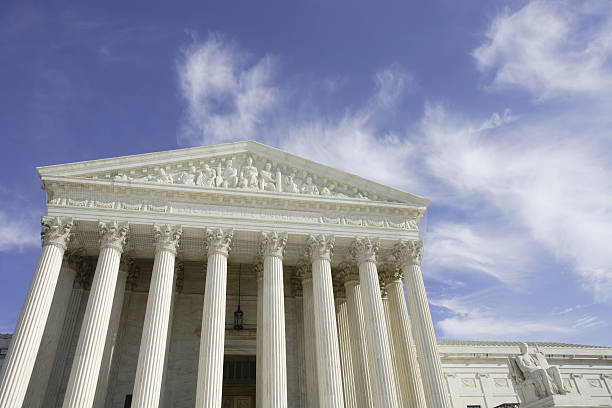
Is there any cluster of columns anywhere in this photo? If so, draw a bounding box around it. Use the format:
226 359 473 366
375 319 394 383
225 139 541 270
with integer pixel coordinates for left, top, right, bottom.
0 216 451 408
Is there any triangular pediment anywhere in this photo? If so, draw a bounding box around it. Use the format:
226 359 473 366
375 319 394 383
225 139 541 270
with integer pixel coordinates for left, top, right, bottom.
37 141 429 207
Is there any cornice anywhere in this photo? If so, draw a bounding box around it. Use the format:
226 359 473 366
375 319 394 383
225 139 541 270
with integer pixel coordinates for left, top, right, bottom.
37 140 430 207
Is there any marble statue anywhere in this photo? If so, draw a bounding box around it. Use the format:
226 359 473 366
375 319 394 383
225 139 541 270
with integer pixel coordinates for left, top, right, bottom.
284 174 299 193
196 164 216 188
300 176 319 195
87 152 392 201
222 160 238 188
241 156 259 189
259 162 277 192
508 343 568 405
178 165 197 185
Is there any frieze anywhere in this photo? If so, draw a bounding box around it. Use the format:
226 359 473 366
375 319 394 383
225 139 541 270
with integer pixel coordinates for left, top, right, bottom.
46 180 423 233
87 153 381 201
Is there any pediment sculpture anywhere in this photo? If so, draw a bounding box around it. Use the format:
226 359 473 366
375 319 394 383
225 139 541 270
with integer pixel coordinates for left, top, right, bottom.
105 154 377 200
508 343 568 405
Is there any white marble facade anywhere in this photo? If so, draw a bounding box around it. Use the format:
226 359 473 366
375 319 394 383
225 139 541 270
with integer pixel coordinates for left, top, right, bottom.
0 141 607 408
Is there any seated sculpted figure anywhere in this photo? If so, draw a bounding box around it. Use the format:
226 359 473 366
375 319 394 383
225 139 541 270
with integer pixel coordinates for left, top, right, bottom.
196 164 216 188
300 176 319 195
241 156 258 189
259 162 277 191
508 343 567 403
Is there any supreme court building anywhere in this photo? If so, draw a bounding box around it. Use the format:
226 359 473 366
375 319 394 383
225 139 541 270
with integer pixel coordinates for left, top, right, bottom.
0 141 471 407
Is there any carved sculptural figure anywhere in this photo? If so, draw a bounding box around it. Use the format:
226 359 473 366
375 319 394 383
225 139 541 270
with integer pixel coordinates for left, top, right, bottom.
241 156 259 188
300 176 319 195
153 168 173 184
259 162 277 191
179 165 197 185
508 343 568 404
196 164 216 188
321 182 337 196
222 160 238 188
284 174 299 193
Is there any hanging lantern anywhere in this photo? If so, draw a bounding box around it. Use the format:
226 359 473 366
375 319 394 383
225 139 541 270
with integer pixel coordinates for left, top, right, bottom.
234 264 244 330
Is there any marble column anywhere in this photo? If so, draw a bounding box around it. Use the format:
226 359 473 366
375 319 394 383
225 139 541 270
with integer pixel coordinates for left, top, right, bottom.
255 263 264 408
93 254 132 408
307 234 344 408
260 231 288 408
62 221 129 408
393 240 451 408
296 260 319 408
43 272 87 408
334 286 357 408
132 225 181 408
339 264 374 408
382 266 427 408
0 217 73 407
380 279 404 407
195 228 233 408
349 238 399 408
24 248 82 408
292 275 307 408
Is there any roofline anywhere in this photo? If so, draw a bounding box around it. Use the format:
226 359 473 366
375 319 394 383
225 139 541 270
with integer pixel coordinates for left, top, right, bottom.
37 140 430 207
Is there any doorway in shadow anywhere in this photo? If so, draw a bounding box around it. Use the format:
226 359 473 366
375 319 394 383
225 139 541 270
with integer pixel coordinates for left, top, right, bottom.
222 355 256 408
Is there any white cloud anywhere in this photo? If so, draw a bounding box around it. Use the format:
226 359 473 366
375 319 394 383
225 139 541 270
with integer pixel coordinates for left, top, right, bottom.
431 294 606 341
372 63 414 108
418 101 612 301
175 25 612 311
424 221 530 284
472 0 612 98
0 211 39 252
177 35 278 145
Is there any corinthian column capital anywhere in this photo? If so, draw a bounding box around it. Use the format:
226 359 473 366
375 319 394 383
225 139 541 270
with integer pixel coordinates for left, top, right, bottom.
154 224 182 254
253 262 264 281
63 247 86 270
306 234 335 262
41 216 74 249
295 259 312 282
380 263 403 284
205 228 233 257
349 237 379 265
98 221 129 252
392 240 423 267
258 231 287 259
337 261 359 285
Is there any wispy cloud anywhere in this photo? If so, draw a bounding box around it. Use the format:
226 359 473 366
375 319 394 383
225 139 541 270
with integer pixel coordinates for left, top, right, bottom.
431 292 607 341
175 1 612 342
473 0 612 99
0 211 39 252
177 34 278 145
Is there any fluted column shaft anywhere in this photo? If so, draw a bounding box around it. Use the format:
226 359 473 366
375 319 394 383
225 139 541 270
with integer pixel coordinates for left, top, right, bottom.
381 292 403 406
63 221 129 408
255 264 264 408
335 298 357 408
386 279 426 408
132 251 176 407
195 228 233 408
24 259 78 408
261 231 288 408
308 234 344 408
351 238 399 408
301 276 319 408
43 285 84 407
394 240 451 408
343 279 374 408
0 217 73 407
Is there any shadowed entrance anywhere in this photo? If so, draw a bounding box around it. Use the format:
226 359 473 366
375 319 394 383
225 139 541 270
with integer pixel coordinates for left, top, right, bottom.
222 355 256 408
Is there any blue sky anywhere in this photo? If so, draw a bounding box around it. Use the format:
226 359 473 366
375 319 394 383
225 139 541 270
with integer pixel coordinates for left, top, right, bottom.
1 1 611 345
